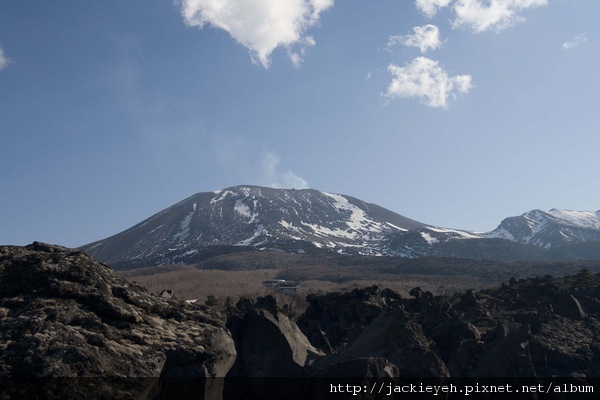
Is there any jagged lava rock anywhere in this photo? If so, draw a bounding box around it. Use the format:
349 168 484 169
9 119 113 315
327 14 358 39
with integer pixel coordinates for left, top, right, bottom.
0 243 236 397
300 271 600 378
340 308 449 377
226 295 323 377
297 286 397 353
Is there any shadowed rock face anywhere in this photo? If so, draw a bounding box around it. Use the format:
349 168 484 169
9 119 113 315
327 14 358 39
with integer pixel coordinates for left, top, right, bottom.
299 273 600 378
298 286 396 354
0 243 236 382
226 295 323 377
340 308 449 377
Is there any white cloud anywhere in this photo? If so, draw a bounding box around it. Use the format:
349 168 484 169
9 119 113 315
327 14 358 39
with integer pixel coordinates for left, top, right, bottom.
563 33 588 50
387 25 444 53
416 0 453 18
261 151 309 189
0 45 11 71
384 57 472 108
178 0 333 68
451 0 548 33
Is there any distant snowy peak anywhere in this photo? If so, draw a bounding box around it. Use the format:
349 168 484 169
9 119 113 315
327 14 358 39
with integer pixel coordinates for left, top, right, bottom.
486 208 600 249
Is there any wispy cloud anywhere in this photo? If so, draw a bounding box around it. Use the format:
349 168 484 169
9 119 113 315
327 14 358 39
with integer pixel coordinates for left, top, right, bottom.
261 151 309 189
384 57 472 109
287 36 316 67
415 0 453 18
178 0 333 68
562 33 588 50
387 25 444 54
451 0 548 33
0 44 12 71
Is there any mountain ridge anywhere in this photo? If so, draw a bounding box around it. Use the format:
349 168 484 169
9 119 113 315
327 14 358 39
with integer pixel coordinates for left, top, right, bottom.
79 185 600 267
485 208 600 248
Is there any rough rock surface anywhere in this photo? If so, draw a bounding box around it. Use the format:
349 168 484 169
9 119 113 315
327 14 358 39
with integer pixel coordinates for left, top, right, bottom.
307 307 447 378
226 295 323 377
298 270 600 377
297 286 397 353
0 243 236 398
340 308 449 377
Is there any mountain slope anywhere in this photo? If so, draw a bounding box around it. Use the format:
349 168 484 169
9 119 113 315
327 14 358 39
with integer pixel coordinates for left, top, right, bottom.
81 185 429 266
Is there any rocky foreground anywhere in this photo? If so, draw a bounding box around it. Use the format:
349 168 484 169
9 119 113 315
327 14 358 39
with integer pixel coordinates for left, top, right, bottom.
2 243 600 399
0 243 236 398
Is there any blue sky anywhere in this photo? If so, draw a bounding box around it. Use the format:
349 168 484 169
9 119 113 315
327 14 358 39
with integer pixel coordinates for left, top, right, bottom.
1 0 599 247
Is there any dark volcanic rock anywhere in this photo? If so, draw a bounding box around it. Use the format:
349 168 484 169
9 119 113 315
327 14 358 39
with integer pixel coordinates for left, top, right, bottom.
556 293 588 320
226 295 323 377
340 308 449 377
299 270 600 378
463 321 536 377
420 313 480 364
297 286 396 353
0 243 236 398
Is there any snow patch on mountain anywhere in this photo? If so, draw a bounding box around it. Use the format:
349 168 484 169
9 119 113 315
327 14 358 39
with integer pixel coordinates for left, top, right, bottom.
385 222 408 231
173 202 197 242
301 222 357 240
427 227 480 239
421 231 438 244
322 192 390 235
234 200 258 223
237 224 267 246
485 226 515 241
148 224 165 234
548 209 600 230
210 190 232 204
277 220 307 241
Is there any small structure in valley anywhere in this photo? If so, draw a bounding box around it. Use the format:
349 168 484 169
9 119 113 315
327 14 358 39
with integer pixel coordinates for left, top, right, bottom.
262 279 299 296
158 289 176 300
262 279 286 288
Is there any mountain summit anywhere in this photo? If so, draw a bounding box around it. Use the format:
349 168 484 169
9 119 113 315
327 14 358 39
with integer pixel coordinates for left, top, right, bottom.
80 186 600 267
